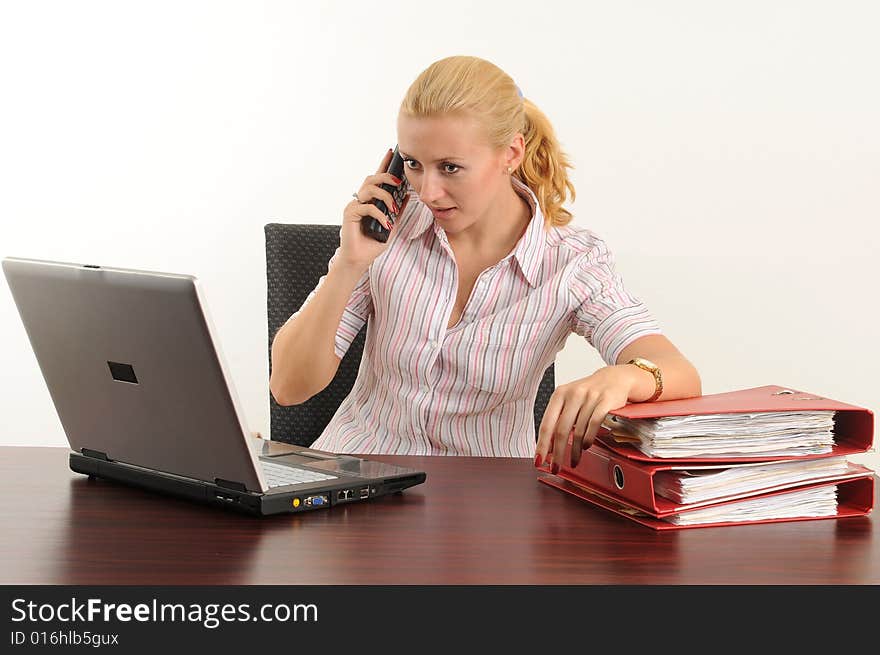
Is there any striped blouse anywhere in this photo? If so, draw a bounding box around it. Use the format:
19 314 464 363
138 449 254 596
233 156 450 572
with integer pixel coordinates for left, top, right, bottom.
291 177 662 457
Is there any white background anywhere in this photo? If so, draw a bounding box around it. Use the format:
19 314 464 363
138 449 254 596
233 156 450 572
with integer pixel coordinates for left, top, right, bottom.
1 1 877 469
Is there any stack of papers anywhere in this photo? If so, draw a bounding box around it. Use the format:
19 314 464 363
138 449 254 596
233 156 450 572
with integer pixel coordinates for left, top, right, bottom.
539 386 876 530
653 456 850 504
667 485 838 526
607 410 836 458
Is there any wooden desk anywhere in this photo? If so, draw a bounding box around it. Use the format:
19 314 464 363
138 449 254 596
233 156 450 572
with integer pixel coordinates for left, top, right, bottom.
1 446 877 584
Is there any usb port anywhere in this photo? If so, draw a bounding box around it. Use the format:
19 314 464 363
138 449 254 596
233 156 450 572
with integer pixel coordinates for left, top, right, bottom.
359 488 370 499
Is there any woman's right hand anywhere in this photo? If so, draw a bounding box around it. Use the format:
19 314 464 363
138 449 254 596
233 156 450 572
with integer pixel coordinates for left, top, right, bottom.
338 149 410 271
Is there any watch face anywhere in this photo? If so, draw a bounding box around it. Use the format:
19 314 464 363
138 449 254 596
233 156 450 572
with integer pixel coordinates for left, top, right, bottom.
628 358 663 401
631 357 657 372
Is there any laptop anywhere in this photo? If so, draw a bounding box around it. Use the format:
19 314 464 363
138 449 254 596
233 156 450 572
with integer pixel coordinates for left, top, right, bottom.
2 256 426 516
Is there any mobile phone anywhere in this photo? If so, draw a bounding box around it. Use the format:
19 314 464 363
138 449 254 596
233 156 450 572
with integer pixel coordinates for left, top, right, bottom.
361 146 408 243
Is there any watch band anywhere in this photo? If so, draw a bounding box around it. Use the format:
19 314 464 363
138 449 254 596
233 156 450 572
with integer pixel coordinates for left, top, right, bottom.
627 357 663 402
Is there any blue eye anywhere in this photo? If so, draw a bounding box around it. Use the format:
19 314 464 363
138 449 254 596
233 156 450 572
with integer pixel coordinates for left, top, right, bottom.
443 163 460 174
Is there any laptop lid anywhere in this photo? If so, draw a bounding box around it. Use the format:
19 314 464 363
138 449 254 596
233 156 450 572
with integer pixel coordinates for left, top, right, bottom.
3 256 269 492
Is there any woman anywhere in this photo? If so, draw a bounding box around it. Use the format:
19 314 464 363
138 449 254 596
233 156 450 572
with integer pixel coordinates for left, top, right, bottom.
270 56 701 471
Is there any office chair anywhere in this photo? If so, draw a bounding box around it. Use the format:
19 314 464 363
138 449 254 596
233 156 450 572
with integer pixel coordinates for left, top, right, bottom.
265 223 555 447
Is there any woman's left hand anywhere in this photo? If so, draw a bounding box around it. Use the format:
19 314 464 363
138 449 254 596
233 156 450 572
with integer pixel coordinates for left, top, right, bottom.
535 365 638 472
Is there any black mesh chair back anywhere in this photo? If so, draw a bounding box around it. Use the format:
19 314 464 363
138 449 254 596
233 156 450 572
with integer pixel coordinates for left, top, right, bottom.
265 223 555 446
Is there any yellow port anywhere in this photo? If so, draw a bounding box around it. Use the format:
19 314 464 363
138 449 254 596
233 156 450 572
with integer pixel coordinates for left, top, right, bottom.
292 498 301 508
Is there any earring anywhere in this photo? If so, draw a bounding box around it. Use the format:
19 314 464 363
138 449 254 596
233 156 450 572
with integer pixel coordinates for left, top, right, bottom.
506 167 512 174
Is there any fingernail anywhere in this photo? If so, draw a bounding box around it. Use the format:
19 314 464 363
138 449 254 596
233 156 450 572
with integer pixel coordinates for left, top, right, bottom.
534 454 542 468
391 175 402 185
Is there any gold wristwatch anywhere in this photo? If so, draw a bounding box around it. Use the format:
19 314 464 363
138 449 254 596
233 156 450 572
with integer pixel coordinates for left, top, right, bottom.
627 357 663 402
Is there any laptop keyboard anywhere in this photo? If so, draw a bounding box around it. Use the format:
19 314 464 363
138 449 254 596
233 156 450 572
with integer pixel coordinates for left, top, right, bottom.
259 460 338 488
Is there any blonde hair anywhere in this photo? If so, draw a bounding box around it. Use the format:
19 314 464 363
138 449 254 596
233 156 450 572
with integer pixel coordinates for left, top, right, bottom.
399 55 576 227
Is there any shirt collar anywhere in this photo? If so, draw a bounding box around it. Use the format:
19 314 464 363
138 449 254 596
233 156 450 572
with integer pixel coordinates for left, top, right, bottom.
404 176 546 288
508 177 546 288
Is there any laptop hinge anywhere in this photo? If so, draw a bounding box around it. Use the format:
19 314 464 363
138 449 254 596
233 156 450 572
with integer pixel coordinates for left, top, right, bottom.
215 478 248 492
81 448 109 461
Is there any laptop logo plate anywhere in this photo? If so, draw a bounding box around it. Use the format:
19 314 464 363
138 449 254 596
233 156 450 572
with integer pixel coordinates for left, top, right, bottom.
107 361 138 384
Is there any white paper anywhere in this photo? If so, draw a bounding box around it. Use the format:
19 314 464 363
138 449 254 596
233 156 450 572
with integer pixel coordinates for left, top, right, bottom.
667 485 838 526
653 456 849 504
607 410 836 458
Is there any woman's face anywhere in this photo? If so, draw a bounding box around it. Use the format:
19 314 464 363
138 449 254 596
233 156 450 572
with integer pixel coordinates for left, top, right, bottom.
397 113 516 234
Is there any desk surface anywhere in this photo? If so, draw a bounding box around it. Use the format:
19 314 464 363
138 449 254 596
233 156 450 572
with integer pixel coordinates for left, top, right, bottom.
1 446 877 584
